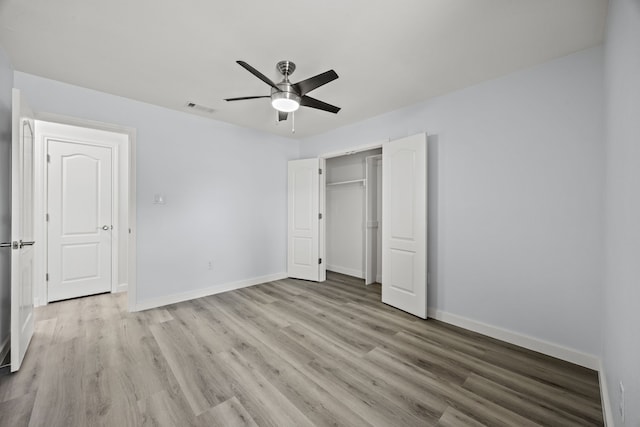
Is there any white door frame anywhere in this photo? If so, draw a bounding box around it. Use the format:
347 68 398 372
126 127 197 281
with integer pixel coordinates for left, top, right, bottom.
318 140 387 282
33 113 136 312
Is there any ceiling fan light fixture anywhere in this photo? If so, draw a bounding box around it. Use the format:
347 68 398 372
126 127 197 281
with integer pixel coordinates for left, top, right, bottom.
271 91 301 112
226 60 340 122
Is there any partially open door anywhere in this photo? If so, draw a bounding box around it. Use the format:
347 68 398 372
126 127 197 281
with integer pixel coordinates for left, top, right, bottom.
365 155 381 285
287 158 321 281
381 133 427 318
10 89 36 371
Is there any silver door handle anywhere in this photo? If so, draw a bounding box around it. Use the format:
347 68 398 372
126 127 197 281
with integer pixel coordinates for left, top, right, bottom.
102 225 113 230
1 241 18 249
19 240 35 248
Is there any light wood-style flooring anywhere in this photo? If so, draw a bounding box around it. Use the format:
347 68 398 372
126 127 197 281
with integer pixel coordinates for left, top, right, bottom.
0 272 603 426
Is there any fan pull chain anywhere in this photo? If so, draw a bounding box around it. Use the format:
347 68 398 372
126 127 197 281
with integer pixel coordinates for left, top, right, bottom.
291 111 295 134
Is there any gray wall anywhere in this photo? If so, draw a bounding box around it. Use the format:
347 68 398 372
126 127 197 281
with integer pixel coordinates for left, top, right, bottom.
602 0 640 424
14 72 299 305
0 46 13 355
301 47 605 358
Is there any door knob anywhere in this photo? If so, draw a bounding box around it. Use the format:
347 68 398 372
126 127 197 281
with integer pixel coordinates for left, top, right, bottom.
19 240 35 248
102 225 110 230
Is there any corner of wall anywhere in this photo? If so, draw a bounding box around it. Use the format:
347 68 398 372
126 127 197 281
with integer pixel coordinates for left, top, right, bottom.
0 44 15 362
427 308 600 370
133 272 287 312
598 361 614 426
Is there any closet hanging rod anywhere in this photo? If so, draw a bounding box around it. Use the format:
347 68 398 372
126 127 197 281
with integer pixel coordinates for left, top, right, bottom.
326 179 366 186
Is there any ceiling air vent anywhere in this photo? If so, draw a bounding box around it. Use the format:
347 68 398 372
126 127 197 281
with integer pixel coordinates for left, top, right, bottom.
185 102 215 114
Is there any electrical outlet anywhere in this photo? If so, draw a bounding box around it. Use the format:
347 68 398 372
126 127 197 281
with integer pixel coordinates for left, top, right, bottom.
619 381 625 423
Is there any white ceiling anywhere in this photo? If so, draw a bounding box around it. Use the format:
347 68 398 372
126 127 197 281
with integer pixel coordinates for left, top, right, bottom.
0 0 608 138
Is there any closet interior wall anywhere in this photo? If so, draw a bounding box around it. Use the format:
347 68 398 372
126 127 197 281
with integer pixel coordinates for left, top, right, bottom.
325 148 382 281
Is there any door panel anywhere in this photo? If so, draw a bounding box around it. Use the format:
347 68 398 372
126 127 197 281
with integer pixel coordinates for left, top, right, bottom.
10 89 35 372
382 133 427 318
62 243 100 281
48 141 112 302
390 249 415 292
62 155 101 234
288 158 320 281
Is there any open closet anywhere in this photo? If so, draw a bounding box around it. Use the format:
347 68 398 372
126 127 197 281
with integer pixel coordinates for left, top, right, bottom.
325 148 382 285
288 133 427 318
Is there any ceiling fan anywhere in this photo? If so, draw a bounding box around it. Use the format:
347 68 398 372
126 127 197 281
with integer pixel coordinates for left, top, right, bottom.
225 60 341 125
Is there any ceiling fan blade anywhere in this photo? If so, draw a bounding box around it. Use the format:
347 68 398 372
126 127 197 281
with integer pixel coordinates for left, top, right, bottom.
278 111 288 122
237 61 280 90
300 95 341 114
224 95 270 101
293 70 338 96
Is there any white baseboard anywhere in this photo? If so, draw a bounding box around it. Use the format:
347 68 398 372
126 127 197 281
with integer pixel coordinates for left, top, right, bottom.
599 361 614 426
0 335 10 366
133 272 287 312
327 265 364 279
115 283 128 293
427 308 600 370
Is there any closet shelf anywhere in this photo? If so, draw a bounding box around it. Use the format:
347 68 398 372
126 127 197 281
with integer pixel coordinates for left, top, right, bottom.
326 179 366 186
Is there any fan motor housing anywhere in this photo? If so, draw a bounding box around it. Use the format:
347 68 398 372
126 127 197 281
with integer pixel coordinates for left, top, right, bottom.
276 60 296 77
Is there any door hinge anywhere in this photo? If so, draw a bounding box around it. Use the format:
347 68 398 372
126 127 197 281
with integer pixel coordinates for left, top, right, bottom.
319 168 322 175
46 273 49 281
318 258 322 264
47 154 51 163
319 213 322 220
46 213 49 222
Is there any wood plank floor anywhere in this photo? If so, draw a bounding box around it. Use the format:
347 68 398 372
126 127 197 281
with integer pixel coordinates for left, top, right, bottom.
0 272 603 426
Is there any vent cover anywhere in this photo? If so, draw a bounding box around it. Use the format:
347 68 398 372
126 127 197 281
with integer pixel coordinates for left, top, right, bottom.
185 102 215 114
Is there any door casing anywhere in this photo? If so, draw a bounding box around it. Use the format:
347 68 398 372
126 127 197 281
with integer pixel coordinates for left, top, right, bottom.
318 140 387 282
33 114 136 311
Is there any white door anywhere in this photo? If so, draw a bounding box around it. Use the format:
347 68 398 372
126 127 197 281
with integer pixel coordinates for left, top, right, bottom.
381 133 427 318
364 155 382 285
47 140 113 302
9 89 36 372
287 158 321 281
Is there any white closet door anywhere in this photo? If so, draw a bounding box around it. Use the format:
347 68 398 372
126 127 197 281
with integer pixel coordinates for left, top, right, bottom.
365 155 381 285
287 158 321 281
9 89 36 372
382 133 427 318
